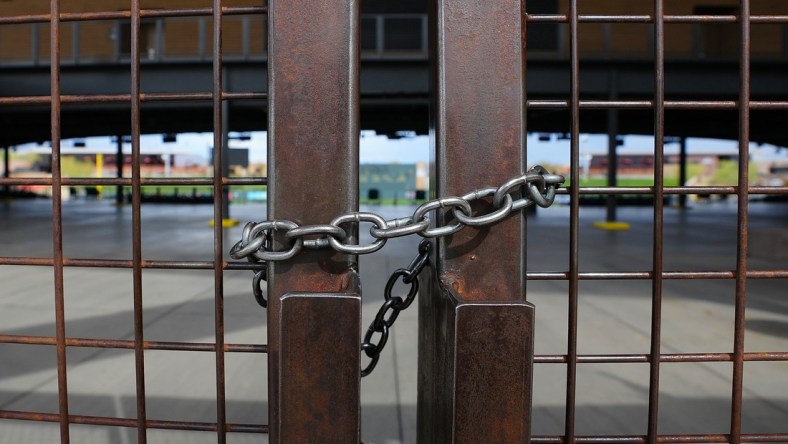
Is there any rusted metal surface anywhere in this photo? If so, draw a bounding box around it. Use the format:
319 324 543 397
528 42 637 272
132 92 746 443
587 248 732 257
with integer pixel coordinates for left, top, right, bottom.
431 0 525 299
211 0 228 441
0 410 268 433
279 287 361 442
420 0 532 441
565 2 581 442
731 2 752 443
1 0 788 442
448 289 534 443
419 268 537 444
647 1 666 440
524 1 787 444
48 0 70 441
267 0 360 441
0 2 271 442
0 6 267 25
130 1 148 441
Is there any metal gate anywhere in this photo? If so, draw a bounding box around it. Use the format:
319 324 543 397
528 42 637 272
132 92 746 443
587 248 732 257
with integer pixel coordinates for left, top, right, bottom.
1 0 787 443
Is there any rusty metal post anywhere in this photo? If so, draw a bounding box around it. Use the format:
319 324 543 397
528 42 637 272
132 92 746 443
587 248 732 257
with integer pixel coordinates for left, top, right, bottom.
267 0 361 442
420 0 532 442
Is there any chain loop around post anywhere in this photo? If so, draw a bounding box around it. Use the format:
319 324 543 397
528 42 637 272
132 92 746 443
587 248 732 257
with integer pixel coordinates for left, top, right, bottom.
230 166 563 263
228 166 565 376
252 269 267 308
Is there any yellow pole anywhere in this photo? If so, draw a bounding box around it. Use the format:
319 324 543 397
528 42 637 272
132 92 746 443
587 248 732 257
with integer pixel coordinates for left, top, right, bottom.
96 153 103 198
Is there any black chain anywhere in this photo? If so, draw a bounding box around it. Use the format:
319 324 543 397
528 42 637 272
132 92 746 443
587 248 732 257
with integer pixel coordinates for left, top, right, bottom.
361 239 431 377
246 229 271 308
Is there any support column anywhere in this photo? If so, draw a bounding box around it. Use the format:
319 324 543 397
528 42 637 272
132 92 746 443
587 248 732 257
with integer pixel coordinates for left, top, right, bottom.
221 99 232 224
606 106 619 223
267 0 360 442
678 137 688 208
420 1 533 442
595 70 629 230
116 136 124 205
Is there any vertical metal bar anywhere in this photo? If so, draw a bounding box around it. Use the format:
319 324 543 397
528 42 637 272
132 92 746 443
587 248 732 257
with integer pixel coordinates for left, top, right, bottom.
522 2 529 278
566 0 580 442
445 291 535 442
433 0 525 302
278 290 361 443
648 1 666 442
731 1 751 443
606 71 619 223
422 0 530 441
49 0 70 442
212 1 227 442
130 1 148 442
116 136 124 205
268 0 360 441
678 137 688 208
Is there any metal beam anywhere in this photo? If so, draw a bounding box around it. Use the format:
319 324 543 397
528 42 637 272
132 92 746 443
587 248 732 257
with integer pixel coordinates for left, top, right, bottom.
420 0 532 441
267 0 360 441
4 60 788 146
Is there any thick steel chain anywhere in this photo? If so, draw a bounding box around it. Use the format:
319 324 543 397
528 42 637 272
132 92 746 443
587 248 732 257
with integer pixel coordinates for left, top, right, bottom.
229 165 564 263
229 165 564 375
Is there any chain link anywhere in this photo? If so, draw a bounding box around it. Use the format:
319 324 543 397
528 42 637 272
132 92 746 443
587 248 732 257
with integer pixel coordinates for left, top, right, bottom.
228 165 564 375
229 166 564 263
361 240 431 377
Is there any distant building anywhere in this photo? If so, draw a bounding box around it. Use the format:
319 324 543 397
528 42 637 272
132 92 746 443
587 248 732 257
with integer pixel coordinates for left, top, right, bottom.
361 163 427 201
22 146 199 177
587 152 739 177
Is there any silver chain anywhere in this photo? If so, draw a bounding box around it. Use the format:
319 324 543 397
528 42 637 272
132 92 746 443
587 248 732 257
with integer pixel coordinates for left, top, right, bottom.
229 165 565 263
229 165 564 375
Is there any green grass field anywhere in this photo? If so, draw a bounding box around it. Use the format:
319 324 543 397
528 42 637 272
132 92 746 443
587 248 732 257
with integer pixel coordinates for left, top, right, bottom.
569 161 757 187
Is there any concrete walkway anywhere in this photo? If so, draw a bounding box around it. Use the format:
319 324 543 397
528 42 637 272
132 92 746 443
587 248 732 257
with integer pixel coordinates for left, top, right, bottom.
0 199 786 443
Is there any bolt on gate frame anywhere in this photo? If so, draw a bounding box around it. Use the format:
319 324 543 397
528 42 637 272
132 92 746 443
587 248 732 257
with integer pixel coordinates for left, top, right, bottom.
1 0 788 443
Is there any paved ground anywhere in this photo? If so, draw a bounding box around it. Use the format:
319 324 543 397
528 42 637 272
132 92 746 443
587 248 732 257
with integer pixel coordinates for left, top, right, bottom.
0 198 786 443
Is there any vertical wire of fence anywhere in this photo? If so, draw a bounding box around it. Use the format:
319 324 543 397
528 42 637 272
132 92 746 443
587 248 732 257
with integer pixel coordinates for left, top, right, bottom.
0 3 270 442
525 3 788 443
